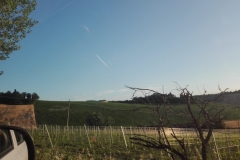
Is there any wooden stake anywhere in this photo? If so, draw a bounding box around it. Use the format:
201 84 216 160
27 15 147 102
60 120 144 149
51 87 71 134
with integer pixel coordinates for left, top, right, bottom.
212 132 220 160
84 124 91 148
121 126 127 149
66 100 70 139
45 125 53 148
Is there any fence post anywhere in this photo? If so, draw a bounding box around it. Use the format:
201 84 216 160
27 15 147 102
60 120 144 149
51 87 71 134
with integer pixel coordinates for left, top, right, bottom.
212 132 220 160
98 126 100 136
79 126 81 136
110 126 113 144
84 124 91 148
225 132 230 155
130 126 133 147
45 125 53 148
121 126 127 149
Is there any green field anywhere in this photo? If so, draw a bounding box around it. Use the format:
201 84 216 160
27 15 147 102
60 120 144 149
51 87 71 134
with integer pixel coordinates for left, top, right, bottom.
34 101 240 126
35 101 156 126
29 125 240 160
33 101 240 159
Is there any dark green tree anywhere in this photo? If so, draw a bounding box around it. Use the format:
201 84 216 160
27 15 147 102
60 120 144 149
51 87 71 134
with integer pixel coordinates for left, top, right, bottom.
21 92 26 98
26 93 32 103
32 92 39 102
12 89 21 104
4 91 12 104
0 90 39 104
0 0 38 60
86 112 104 126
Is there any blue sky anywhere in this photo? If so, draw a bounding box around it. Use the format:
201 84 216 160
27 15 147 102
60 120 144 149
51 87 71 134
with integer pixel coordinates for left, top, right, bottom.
1 0 240 101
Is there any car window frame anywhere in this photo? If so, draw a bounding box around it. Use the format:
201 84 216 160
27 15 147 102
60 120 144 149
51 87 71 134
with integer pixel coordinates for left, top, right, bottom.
0 129 14 158
14 130 24 145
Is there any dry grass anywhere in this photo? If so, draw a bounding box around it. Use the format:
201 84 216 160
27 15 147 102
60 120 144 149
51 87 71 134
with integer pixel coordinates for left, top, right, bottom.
0 104 37 128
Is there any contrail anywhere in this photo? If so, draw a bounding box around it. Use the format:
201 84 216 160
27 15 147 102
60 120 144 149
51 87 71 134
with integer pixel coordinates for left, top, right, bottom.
52 0 76 16
96 54 109 68
84 26 90 33
83 26 91 35
40 0 76 23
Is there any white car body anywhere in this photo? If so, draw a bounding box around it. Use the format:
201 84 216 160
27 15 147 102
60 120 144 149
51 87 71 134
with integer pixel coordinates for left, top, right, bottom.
0 129 28 160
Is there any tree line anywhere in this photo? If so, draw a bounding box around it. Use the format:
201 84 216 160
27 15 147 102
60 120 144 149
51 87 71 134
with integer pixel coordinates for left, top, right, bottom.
133 92 187 104
0 89 39 105
111 92 186 104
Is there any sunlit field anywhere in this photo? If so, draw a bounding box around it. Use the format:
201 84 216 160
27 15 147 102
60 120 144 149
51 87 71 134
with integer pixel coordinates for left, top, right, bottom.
26 125 240 160
34 101 240 127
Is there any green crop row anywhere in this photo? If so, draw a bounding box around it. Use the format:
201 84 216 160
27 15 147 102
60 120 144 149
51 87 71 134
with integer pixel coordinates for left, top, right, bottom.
27 125 240 160
34 101 240 127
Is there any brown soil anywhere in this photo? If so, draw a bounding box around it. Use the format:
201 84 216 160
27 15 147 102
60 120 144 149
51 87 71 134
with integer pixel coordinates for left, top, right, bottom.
224 120 240 129
0 104 37 129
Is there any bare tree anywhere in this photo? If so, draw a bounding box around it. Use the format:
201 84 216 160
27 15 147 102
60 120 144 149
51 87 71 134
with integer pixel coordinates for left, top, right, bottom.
126 85 229 160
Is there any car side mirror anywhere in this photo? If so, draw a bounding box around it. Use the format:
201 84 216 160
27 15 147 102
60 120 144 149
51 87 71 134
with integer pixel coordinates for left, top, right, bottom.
0 125 35 160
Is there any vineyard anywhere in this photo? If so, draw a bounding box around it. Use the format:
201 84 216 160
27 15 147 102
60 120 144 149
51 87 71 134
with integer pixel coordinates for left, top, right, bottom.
26 125 240 160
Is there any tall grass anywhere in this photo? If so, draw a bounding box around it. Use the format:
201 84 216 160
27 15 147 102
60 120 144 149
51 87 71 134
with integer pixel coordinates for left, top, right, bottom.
26 125 240 160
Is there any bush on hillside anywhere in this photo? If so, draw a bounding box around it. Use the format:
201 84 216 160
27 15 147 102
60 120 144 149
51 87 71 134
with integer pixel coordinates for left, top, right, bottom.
86 112 115 126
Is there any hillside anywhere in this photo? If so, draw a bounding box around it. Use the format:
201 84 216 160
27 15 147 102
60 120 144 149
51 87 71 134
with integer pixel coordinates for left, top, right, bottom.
34 101 156 126
194 92 240 106
34 100 240 127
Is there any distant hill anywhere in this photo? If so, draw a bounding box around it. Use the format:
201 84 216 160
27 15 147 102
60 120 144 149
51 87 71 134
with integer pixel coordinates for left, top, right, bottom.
34 100 240 126
194 92 240 106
